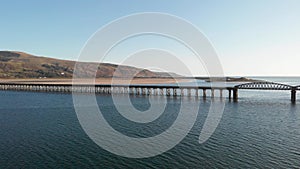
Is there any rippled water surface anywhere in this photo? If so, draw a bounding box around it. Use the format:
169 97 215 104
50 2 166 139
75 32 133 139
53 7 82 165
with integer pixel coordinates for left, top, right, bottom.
1 77 300 168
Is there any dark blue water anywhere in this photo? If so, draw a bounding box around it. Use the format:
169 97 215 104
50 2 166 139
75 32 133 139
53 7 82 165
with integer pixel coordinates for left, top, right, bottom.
1 77 300 168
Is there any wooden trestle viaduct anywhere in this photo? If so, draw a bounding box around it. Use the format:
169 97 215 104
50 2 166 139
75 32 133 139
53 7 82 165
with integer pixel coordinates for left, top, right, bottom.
0 82 299 103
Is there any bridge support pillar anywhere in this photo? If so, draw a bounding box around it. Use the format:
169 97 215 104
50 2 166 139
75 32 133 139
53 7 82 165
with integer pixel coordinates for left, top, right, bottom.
180 88 184 96
228 89 232 100
166 88 171 96
291 88 296 104
160 88 164 95
211 89 215 98
233 87 238 102
147 88 152 95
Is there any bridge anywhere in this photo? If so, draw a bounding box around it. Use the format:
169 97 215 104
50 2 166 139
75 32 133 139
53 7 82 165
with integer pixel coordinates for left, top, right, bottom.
234 82 292 90
0 81 299 103
233 82 297 103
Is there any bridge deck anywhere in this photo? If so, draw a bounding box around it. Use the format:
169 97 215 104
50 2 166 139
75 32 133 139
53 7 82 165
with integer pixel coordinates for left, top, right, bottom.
0 82 234 90
0 81 299 103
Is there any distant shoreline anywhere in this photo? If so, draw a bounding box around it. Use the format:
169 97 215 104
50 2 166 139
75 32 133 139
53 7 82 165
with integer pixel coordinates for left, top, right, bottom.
0 78 189 85
0 77 259 85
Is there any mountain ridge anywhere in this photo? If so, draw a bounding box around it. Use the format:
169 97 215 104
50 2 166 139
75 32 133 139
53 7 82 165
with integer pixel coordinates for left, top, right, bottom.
0 51 178 79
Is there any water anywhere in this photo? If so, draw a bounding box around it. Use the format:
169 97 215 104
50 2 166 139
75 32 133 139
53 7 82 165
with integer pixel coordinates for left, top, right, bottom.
1 77 300 168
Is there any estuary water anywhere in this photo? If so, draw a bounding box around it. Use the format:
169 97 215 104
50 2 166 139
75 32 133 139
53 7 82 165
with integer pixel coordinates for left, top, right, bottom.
0 77 300 168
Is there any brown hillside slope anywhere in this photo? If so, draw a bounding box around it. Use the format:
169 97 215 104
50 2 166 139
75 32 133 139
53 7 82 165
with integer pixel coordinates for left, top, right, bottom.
0 51 175 79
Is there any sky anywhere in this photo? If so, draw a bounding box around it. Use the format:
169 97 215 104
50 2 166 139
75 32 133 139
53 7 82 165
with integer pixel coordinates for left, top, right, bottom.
1 0 300 76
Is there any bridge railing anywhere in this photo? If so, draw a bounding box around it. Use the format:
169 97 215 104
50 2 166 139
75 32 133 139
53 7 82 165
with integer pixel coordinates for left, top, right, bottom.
234 81 292 90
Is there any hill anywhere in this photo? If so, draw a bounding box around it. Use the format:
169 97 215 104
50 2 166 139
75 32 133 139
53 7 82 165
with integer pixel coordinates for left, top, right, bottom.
0 51 176 79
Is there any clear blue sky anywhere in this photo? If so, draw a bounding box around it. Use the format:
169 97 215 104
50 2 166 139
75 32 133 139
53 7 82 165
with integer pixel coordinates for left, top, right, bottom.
1 0 300 76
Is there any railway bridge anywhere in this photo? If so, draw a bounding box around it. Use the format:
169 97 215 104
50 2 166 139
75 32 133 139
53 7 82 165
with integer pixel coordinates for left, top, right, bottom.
234 82 296 103
0 81 299 103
